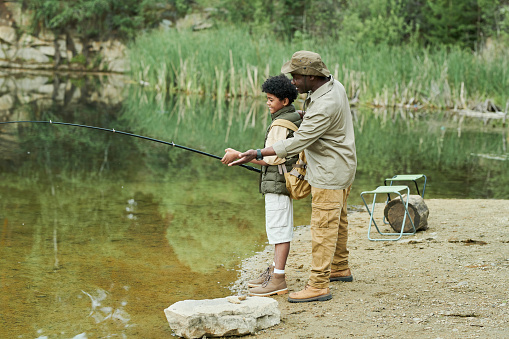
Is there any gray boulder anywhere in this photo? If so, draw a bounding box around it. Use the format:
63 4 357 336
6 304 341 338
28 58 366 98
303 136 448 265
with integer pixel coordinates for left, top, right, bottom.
0 26 16 44
13 47 50 63
164 296 280 338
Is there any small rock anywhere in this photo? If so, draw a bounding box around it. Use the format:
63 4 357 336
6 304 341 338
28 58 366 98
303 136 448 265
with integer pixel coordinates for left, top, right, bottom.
451 281 468 289
226 296 242 304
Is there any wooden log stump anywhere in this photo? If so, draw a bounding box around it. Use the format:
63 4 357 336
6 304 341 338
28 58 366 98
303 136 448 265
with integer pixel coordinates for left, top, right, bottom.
383 194 429 233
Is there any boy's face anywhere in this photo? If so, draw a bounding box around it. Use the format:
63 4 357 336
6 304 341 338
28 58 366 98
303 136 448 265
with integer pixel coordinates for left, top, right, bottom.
266 93 287 114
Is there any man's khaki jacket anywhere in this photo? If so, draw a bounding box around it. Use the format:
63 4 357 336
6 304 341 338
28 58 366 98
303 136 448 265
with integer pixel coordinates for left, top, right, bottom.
272 77 357 190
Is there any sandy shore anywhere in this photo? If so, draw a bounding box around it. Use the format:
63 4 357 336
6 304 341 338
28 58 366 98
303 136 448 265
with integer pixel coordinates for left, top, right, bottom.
231 199 509 338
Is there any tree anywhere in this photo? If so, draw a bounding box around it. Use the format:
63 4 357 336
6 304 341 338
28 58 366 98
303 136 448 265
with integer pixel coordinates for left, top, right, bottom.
22 0 194 41
21 0 193 66
421 0 480 48
338 0 414 45
218 0 346 40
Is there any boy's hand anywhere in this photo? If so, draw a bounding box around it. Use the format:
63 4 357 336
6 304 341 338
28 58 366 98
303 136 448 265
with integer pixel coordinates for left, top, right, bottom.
221 148 241 164
297 110 305 119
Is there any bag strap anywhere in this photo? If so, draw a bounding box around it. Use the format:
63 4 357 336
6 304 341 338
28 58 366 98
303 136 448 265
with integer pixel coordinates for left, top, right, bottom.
270 119 298 132
279 164 304 179
289 168 305 180
271 119 303 173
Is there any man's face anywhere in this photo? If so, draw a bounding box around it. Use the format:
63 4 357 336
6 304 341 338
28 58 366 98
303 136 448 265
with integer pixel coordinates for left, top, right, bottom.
290 73 309 94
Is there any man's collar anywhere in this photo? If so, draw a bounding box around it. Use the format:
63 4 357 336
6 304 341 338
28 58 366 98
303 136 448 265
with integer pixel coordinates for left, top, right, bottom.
307 76 334 103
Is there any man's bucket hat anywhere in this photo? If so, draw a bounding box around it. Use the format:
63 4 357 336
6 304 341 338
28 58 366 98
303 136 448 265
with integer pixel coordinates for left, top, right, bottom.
281 50 330 77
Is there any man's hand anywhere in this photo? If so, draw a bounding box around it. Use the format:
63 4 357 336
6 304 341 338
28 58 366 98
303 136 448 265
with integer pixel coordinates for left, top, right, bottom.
229 149 257 166
221 148 241 164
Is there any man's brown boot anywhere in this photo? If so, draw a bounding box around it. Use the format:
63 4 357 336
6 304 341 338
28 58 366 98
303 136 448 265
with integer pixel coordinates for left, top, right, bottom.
330 268 353 282
247 265 274 288
248 273 288 297
288 285 331 303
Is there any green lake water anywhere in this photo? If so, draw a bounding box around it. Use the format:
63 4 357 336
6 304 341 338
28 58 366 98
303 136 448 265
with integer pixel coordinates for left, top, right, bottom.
1 75 508 338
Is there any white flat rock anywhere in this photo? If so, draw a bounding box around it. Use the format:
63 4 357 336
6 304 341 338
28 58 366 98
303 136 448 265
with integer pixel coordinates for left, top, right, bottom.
164 296 280 338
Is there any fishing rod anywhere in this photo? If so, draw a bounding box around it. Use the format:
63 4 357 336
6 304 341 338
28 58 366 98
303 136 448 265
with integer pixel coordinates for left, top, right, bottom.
0 120 261 173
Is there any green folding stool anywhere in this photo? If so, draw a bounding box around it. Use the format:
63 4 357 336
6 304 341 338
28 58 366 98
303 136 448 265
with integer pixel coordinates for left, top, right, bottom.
384 174 427 198
382 174 427 224
360 185 416 241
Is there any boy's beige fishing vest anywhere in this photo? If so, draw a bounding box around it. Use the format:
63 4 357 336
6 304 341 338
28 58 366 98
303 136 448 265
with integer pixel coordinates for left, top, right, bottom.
260 105 302 195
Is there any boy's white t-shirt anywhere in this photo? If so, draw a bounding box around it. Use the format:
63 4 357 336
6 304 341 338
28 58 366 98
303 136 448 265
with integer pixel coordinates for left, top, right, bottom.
263 125 288 165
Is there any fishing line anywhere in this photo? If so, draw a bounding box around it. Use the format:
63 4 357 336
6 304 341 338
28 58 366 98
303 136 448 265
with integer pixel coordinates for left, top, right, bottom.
0 120 261 173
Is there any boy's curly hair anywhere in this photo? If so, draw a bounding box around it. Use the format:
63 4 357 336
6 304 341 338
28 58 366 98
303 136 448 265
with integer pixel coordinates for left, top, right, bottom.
261 74 298 104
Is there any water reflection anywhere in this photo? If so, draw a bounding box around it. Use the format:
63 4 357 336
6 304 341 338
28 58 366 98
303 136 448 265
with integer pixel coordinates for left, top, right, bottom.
81 288 130 326
122 87 509 201
1 74 508 338
1 171 267 337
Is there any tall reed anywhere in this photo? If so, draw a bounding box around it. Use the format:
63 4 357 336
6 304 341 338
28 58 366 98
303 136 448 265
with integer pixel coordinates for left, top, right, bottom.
128 26 509 111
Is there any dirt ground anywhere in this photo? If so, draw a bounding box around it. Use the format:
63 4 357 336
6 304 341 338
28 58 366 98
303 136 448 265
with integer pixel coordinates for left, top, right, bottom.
231 199 509 339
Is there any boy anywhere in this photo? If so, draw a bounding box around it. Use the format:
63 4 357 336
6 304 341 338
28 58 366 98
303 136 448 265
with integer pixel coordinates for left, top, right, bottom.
221 74 301 296
227 51 357 303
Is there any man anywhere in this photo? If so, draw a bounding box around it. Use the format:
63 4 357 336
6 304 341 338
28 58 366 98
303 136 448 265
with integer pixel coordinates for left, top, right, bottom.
229 50 357 303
